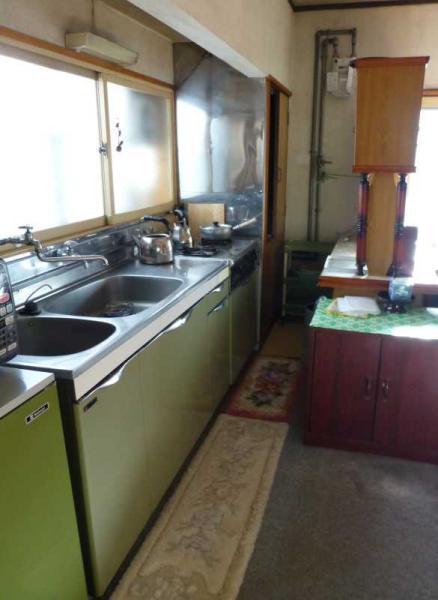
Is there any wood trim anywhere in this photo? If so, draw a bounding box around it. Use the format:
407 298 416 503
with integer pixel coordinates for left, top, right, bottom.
291 0 438 12
266 75 292 98
353 164 416 173
423 89 438 97
0 25 174 90
352 57 430 69
107 202 175 225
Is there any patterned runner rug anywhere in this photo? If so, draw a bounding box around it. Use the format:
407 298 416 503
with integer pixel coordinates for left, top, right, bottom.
112 414 287 600
226 356 301 423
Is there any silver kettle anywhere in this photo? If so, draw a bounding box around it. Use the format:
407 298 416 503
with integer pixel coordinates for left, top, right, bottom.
133 216 174 265
171 209 192 249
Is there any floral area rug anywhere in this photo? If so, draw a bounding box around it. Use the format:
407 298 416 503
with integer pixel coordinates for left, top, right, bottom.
111 414 287 600
226 356 301 423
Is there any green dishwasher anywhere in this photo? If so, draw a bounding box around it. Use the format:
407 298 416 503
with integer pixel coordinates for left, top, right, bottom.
0 368 87 600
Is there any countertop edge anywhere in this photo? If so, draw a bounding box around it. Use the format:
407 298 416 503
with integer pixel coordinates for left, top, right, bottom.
0 368 54 419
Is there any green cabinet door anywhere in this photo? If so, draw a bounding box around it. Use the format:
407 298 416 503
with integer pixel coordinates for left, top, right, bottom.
0 384 87 600
208 296 231 410
139 303 211 513
74 354 149 597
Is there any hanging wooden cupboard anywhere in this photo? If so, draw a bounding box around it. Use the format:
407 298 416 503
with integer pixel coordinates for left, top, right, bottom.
352 57 429 277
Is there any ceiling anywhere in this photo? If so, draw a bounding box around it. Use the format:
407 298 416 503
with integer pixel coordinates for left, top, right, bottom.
290 0 438 11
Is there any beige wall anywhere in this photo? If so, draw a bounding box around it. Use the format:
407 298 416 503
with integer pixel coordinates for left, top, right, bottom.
0 0 174 83
131 0 294 86
287 5 438 242
171 0 295 87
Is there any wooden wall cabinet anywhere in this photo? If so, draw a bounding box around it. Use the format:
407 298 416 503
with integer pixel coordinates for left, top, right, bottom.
353 57 428 173
306 328 438 464
352 57 429 277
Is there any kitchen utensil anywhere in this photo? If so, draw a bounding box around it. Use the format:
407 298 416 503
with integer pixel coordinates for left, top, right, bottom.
133 216 173 265
226 205 250 226
171 208 193 249
200 217 258 242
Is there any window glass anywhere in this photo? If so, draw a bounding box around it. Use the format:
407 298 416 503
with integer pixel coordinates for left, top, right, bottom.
0 53 103 238
405 106 438 268
106 81 173 214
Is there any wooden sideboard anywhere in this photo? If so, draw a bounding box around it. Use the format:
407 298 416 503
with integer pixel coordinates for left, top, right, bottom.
305 299 438 465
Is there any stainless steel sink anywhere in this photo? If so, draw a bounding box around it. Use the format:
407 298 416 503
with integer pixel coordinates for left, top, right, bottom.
44 275 183 318
17 317 116 356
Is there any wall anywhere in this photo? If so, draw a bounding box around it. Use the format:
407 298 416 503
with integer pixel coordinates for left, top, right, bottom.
170 0 294 87
130 0 295 87
0 0 174 83
287 5 438 242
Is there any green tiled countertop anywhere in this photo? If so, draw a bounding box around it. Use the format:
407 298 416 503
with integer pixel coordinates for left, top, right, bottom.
311 298 438 340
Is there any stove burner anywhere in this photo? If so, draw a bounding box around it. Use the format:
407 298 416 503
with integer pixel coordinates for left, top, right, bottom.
101 302 135 318
201 238 232 247
180 246 218 258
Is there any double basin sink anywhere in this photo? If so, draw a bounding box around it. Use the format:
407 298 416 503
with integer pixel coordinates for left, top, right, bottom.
17 270 184 357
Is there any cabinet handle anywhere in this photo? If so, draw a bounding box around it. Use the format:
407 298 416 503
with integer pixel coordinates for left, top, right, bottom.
364 376 373 396
381 381 390 400
80 350 139 402
209 299 227 315
212 283 225 294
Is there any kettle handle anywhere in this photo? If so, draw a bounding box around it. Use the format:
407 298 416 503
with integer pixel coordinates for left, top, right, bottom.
172 208 186 223
139 216 171 233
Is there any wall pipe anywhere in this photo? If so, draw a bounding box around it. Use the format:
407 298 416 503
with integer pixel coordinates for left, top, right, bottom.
307 28 357 241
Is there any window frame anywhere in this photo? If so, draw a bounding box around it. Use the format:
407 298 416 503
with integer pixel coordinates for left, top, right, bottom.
0 26 176 255
99 73 177 225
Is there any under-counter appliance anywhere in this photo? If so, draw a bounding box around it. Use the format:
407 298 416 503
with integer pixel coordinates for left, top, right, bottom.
229 248 259 382
0 258 19 363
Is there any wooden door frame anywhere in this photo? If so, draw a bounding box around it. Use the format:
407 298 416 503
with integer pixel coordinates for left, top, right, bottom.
260 76 292 341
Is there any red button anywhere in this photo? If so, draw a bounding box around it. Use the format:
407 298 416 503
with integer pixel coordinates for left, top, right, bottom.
0 292 10 304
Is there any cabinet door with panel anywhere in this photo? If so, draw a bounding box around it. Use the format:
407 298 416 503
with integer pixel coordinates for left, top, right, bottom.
74 354 148 597
139 300 211 512
0 384 87 600
375 337 438 462
309 329 381 442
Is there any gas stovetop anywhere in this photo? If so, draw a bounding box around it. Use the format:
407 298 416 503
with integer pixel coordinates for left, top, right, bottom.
176 239 258 265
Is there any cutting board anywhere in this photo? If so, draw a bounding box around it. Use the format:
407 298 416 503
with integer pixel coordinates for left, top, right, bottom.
187 203 225 242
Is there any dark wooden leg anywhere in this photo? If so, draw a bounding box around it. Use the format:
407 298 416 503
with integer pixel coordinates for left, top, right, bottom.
356 172 369 276
388 173 407 277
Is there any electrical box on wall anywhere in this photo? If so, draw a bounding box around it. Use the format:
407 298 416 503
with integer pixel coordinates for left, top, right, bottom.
327 57 355 98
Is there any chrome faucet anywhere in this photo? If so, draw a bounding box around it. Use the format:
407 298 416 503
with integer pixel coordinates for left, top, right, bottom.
0 226 109 268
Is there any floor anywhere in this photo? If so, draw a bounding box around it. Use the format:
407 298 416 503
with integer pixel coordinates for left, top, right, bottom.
238 321 438 600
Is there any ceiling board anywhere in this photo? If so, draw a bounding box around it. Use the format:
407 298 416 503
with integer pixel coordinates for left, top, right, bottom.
290 0 438 10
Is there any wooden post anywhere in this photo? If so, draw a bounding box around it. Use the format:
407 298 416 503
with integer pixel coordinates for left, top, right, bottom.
388 173 408 276
356 173 370 276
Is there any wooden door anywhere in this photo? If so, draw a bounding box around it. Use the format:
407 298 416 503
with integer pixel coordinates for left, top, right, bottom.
309 329 381 442
261 81 290 341
375 337 438 462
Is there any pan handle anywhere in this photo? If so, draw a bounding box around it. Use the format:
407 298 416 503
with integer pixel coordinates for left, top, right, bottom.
231 216 257 231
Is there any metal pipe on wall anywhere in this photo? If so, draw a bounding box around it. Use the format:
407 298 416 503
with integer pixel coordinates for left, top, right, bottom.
307 28 357 242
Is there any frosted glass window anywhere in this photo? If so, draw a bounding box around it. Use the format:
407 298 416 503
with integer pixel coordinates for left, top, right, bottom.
0 54 104 238
107 82 173 214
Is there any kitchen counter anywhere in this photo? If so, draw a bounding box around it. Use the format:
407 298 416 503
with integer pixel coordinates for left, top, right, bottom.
11 256 229 398
311 297 438 340
319 237 438 294
0 367 54 418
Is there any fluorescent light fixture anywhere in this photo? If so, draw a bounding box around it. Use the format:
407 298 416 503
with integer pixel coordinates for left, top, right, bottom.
65 32 138 66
